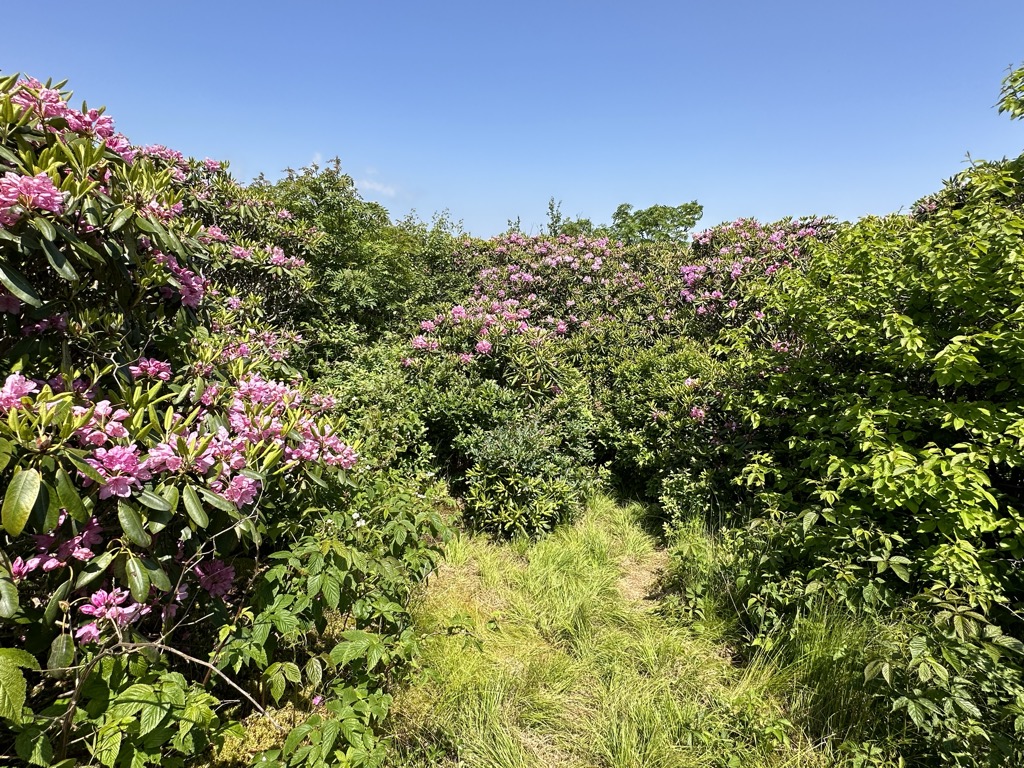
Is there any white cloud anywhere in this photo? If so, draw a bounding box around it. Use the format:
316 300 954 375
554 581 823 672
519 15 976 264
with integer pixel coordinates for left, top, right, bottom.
356 178 398 198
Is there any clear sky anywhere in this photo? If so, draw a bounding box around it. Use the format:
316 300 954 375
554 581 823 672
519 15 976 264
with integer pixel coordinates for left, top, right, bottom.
2 1 1023 236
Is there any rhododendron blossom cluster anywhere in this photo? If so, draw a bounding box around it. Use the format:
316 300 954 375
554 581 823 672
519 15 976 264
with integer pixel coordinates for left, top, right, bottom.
0 170 64 227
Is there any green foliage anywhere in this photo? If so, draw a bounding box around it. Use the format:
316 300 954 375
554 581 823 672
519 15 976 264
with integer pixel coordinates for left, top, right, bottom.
0 74 448 768
608 200 704 244
998 62 1024 121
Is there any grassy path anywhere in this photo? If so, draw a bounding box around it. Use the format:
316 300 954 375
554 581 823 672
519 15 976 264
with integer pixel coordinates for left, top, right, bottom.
385 496 836 768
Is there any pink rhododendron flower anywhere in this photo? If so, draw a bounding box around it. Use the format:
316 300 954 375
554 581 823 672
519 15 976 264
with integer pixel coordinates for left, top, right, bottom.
195 559 235 598
80 588 129 619
690 406 706 422
222 475 260 506
145 442 183 474
130 357 172 381
10 556 42 581
85 445 151 499
105 133 136 163
0 289 21 315
202 225 229 243
75 622 101 643
0 171 64 227
0 373 38 411
475 340 493 355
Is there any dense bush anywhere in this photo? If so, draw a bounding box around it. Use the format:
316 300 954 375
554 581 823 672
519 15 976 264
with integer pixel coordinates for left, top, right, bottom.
0 74 447 768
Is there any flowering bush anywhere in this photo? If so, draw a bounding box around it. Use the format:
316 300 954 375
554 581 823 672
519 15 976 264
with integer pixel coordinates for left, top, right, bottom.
0 73 446 768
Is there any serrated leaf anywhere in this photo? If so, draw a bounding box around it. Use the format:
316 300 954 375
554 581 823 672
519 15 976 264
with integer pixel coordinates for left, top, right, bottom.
15 725 53 766
320 718 341 757
0 658 28 723
304 658 323 688
322 575 341 610
0 648 39 669
93 723 122 766
138 702 169 737
3 468 40 537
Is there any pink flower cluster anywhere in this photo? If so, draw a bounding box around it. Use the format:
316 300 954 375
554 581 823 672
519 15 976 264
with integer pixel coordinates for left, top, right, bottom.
267 246 306 269
0 288 20 315
202 225 230 243
85 444 151 499
129 357 173 381
154 250 208 307
0 373 37 411
0 171 64 228
76 587 150 642
15 515 103 579
73 400 130 446
195 559 235 598
11 77 116 140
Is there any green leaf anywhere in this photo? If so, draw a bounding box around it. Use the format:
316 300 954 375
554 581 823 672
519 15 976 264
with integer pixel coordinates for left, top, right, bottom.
182 485 208 528
0 658 28 723
322 575 341 610
3 468 41 537
142 558 172 592
30 216 56 242
118 501 152 547
93 722 123 767
0 260 41 307
126 558 151 603
56 468 88 522
15 724 54 766
44 578 72 625
158 484 179 513
0 648 39 669
75 549 115 590
107 207 134 233
47 634 75 671
136 488 171 513
138 702 169 737
0 569 18 619
41 238 78 280
198 487 235 512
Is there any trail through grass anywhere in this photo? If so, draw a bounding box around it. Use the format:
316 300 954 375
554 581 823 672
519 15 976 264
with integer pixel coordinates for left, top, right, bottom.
386 496 839 768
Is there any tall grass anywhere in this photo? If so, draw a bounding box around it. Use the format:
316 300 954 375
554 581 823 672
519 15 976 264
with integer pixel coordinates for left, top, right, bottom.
386 496 842 768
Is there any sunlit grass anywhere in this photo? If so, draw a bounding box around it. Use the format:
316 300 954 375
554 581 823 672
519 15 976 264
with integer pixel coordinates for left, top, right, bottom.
386 495 842 768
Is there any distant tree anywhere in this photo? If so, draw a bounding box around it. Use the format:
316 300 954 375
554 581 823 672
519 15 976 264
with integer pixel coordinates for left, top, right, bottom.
608 201 703 245
545 197 596 238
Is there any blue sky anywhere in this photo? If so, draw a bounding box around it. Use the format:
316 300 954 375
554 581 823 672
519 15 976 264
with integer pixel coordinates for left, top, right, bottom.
3 1 1023 236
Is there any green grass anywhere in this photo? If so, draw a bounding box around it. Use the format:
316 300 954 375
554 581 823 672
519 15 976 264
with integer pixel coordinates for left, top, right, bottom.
385 496 843 768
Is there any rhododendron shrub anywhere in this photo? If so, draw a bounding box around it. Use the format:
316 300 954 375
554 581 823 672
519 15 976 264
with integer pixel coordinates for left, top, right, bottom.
0 73 446 768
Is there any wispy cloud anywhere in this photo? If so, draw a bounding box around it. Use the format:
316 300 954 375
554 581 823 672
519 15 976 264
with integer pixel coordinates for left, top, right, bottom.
356 177 398 198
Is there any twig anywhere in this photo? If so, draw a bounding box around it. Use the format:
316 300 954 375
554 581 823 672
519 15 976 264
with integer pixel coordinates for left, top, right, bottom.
117 641 285 732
